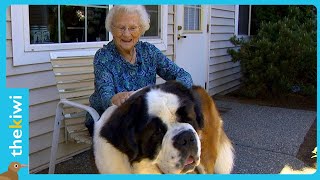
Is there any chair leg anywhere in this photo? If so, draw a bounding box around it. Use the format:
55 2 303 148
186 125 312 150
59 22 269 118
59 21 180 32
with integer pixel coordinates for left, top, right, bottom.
49 103 64 174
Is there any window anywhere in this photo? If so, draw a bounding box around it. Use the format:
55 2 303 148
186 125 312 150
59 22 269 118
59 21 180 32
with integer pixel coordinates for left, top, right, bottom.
28 5 160 44
235 5 252 36
143 5 160 38
11 5 168 66
29 5 108 44
238 5 250 35
183 5 201 31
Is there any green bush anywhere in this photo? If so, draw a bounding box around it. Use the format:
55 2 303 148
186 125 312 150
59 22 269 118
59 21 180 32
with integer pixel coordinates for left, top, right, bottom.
228 6 316 98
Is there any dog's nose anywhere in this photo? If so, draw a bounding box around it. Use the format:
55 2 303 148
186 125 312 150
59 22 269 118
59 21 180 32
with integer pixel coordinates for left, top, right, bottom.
173 130 197 150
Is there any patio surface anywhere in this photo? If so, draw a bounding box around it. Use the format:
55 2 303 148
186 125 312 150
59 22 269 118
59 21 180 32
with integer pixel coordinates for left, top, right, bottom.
37 98 316 174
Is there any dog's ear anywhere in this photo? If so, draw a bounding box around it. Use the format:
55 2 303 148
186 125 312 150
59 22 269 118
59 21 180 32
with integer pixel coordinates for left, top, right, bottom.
191 87 205 129
99 96 145 162
193 103 204 129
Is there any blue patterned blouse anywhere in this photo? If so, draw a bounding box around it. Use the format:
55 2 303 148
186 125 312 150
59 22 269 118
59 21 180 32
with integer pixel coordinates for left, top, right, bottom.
85 40 193 133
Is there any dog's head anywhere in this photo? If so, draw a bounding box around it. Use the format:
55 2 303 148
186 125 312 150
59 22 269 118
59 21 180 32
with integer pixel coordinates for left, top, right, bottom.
100 81 204 174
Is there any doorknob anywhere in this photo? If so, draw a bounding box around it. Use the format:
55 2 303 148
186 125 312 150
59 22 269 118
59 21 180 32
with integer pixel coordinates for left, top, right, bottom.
177 34 187 40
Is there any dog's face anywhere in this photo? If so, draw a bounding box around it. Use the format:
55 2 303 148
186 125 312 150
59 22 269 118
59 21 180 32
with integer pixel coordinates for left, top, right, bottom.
100 81 204 174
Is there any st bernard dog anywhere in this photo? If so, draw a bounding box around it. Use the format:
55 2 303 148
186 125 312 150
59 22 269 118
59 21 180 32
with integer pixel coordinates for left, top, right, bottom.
93 81 234 174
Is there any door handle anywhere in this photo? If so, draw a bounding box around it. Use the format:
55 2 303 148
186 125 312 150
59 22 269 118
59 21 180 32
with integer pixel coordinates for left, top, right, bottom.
177 34 187 40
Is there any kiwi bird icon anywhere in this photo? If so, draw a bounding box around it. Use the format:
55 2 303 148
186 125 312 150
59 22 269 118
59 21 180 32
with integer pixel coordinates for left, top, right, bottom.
0 162 27 180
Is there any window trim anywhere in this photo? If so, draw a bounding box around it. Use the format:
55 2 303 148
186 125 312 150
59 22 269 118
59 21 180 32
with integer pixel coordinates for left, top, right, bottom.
235 5 252 37
11 5 168 66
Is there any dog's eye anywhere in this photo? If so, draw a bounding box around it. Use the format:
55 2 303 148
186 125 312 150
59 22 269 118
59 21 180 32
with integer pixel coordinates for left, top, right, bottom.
182 117 194 124
155 128 162 134
152 128 163 137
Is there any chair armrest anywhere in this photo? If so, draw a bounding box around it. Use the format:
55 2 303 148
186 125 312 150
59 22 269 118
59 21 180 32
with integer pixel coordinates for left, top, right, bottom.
58 99 100 122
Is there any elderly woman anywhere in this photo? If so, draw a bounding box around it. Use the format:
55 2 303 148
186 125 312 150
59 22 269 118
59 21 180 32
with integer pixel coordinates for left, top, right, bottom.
86 5 193 135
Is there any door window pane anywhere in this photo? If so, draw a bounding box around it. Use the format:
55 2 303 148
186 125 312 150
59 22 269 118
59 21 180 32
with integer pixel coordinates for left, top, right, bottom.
184 5 201 31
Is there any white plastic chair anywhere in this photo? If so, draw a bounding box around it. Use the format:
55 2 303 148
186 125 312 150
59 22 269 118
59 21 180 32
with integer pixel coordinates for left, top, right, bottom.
48 51 99 174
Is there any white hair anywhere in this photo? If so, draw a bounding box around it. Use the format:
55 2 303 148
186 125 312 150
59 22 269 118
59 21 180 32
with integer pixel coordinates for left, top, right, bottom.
105 5 150 35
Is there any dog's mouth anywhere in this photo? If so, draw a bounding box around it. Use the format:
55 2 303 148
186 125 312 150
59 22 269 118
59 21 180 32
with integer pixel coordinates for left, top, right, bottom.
156 155 199 174
180 156 198 173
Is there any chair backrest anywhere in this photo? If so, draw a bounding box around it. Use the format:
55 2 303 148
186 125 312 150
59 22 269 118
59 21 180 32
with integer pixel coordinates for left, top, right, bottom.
50 51 96 144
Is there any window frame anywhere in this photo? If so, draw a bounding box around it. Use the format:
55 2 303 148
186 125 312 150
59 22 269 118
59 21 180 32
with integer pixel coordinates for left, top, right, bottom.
235 5 252 37
11 5 168 66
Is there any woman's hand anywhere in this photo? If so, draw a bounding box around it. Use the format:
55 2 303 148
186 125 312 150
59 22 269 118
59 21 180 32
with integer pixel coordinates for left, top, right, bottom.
111 91 133 106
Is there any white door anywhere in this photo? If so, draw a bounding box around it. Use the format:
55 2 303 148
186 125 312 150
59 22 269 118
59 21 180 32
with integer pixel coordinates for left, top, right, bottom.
175 5 209 89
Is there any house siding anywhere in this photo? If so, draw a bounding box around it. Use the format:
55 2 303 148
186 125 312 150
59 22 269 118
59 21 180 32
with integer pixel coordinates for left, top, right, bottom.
6 5 175 172
208 5 241 95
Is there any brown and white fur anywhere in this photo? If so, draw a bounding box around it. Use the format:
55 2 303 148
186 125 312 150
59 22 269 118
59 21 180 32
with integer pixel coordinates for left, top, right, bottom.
192 86 234 173
93 81 234 174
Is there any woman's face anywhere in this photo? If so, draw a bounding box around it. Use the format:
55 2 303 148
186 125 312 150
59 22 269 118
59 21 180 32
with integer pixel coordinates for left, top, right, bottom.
112 12 142 53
